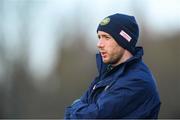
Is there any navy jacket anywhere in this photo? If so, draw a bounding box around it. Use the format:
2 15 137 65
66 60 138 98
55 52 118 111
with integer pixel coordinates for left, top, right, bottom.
65 47 161 119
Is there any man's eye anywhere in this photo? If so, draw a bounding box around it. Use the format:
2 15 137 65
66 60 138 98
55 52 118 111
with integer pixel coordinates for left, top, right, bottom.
98 35 100 39
105 36 110 39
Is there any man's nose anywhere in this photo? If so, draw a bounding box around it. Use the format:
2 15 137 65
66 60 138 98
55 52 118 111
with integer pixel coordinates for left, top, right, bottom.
97 39 104 48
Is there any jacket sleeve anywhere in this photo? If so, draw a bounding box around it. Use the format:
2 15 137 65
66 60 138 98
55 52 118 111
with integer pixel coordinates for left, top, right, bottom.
65 99 99 119
64 79 158 119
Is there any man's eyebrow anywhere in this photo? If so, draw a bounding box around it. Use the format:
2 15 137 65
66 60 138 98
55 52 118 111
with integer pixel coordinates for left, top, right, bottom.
98 34 110 37
104 35 112 38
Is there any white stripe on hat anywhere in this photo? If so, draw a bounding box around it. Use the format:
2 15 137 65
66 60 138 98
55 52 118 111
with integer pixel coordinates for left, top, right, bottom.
119 30 132 42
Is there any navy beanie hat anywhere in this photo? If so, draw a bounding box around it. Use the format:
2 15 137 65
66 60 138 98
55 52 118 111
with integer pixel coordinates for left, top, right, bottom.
97 13 139 54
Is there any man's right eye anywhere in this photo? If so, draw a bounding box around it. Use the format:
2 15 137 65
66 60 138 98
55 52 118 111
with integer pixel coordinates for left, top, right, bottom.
105 36 110 40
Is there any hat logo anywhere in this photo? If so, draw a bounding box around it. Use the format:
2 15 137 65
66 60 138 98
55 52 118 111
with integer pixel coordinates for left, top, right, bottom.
119 30 132 42
100 17 110 26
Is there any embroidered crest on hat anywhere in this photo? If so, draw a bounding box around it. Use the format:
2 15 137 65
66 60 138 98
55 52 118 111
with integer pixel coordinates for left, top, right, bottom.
119 30 132 42
100 17 110 26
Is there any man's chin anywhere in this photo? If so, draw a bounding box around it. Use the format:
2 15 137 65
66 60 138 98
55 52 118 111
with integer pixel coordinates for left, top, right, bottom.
103 59 118 65
102 59 110 64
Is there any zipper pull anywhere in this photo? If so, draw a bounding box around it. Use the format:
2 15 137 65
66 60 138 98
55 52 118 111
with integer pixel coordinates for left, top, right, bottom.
104 85 109 91
93 84 96 90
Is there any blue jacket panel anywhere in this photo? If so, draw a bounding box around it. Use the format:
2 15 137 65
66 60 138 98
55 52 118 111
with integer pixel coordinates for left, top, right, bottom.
65 47 161 119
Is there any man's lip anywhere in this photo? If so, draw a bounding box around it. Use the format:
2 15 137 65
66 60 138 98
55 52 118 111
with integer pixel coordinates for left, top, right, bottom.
101 52 107 57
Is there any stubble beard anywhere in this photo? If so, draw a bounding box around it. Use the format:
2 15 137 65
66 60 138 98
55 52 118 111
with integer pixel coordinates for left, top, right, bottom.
109 53 123 65
107 49 125 66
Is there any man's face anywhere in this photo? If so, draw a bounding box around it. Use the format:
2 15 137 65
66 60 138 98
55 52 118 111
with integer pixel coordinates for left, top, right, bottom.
97 31 125 65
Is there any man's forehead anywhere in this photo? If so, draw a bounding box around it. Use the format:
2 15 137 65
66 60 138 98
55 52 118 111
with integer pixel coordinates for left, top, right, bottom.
97 31 111 36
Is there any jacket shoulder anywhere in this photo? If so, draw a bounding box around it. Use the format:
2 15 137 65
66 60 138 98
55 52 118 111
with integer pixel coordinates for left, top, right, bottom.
113 60 158 96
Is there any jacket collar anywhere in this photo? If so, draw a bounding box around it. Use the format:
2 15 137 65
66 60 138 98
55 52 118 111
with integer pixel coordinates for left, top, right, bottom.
96 47 144 74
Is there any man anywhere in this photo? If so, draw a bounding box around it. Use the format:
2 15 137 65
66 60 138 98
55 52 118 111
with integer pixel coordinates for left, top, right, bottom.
65 13 161 119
